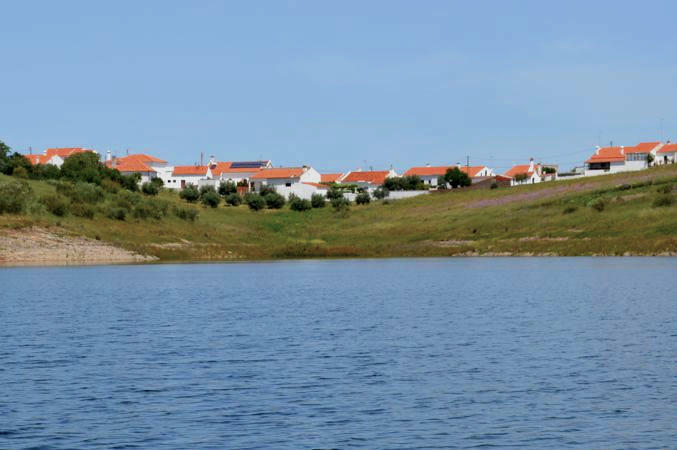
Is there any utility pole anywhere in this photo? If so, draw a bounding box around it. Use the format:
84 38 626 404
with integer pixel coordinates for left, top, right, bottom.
200 152 204 166
466 155 470 174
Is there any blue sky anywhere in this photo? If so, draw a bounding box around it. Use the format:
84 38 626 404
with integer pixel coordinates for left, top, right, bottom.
1 1 676 173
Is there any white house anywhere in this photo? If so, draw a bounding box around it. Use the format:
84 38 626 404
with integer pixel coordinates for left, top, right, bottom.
505 159 543 186
584 142 662 176
340 169 398 191
656 143 677 165
107 153 169 185
250 166 323 199
23 147 94 168
210 160 272 184
165 165 212 189
403 165 494 187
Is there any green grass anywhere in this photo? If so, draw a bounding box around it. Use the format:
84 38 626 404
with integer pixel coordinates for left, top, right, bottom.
2 165 677 260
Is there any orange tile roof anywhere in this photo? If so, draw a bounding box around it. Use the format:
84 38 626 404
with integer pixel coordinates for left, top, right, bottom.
585 147 625 164
303 182 329 189
123 153 167 163
504 164 540 177
172 165 209 176
45 147 89 158
251 168 306 179
403 166 455 177
628 142 660 153
341 170 391 185
114 160 156 173
320 173 344 183
210 161 266 175
658 143 677 154
24 154 49 165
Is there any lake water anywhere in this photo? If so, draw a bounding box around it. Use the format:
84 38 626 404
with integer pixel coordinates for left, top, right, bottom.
1 258 676 448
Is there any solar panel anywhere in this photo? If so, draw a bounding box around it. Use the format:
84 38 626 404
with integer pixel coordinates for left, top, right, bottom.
230 161 267 169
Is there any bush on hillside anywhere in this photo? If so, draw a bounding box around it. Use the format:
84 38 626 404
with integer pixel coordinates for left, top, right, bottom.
60 152 105 184
355 191 371 205
310 193 326 208
180 185 200 202
259 185 277 197
656 184 673 194
373 186 389 199
264 192 286 209
133 198 170 219
331 196 351 211
201 190 221 208
0 180 33 214
289 196 312 211
490 182 498 189
244 193 266 211
225 193 242 206
73 182 105 204
12 166 28 178
100 178 120 193
41 194 69 217
653 195 674 208
326 186 344 200
562 206 578 214
31 163 61 180
199 184 216 196
587 198 606 212
151 177 164 187
141 181 159 196
120 173 141 192
218 181 237 196
173 205 199 222
106 206 126 221
70 203 95 219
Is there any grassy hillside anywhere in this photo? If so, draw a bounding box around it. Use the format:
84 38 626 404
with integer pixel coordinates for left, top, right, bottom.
2 166 677 261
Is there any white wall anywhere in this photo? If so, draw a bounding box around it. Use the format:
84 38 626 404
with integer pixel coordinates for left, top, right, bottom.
584 160 646 177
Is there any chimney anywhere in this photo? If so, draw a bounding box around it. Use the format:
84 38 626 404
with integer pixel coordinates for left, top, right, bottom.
620 146 625 155
208 155 216 168
106 150 112 162
112 156 117 169
426 163 430 167
529 158 534 172
596 146 601 155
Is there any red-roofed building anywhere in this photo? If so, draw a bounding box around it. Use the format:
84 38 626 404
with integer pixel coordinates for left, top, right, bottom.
504 159 546 186
105 153 169 185
340 169 398 190
211 160 272 183
22 147 95 168
584 141 663 176
656 142 677 165
320 173 345 184
403 165 494 187
251 166 322 199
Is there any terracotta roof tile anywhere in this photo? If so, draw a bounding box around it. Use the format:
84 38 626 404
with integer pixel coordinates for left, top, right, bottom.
172 165 209 176
251 168 306 179
658 143 677 154
320 173 344 183
341 171 390 185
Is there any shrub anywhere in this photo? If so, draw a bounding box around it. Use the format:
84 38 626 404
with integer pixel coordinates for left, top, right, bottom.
100 178 120 194
173 205 199 222
373 186 389 199
289 197 312 211
326 186 344 200
12 166 28 178
201 190 221 208
141 181 159 196
383 175 426 191
133 198 170 219
0 180 33 214
42 194 69 216
32 163 61 180
120 174 141 192
436 177 448 189
60 152 105 184
355 192 371 205
490 182 498 189
225 193 242 206
562 206 578 214
73 182 104 204
106 206 126 221
259 185 277 196
310 193 326 208
244 193 266 211
264 192 286 209
331 197 351 211
70 203 95 219
199 184 216 196
218 181 237 196
150 177 164 188
117 190 142 206
656 184 673 194
179 185 200 202
444 167 472 188
587 198 606 212
653 195 674 208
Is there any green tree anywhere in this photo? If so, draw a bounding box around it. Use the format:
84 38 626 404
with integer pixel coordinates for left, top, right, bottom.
201 190 221 208
289 196 312 211
244 192 265 210
180 185 200 202
444 167 471 188
373 186 389 199
0 140 11 174
225 193 242 206
356 191 371 204
310 193 326 208
218 181 237 196
60 152 104 184
141 181 159 196
264 192 286 209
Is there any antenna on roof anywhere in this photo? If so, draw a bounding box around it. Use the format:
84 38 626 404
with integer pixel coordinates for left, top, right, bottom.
200 152 203 166
29 146 32 155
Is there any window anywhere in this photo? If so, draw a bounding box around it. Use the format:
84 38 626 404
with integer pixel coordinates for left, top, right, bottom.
285 182 292 187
